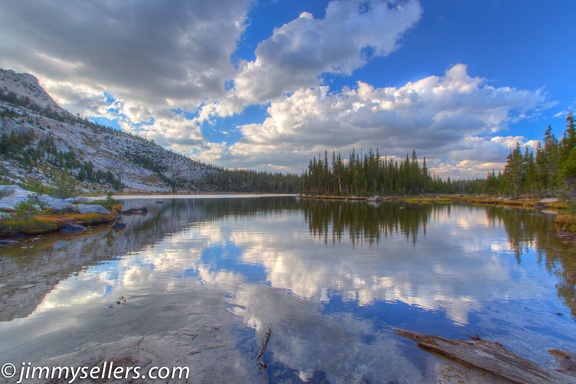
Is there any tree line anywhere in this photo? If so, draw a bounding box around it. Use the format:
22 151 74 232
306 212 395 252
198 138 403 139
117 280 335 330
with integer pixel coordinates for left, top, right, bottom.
301 148 485 196
5 85 574 197
487 114 576 198
202 166 301 193
301 114 576 199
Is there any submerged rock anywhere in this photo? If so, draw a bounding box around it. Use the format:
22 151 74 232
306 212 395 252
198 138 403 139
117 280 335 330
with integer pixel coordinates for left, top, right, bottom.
122 205 148 215
112 219 126 229
60 221 86 233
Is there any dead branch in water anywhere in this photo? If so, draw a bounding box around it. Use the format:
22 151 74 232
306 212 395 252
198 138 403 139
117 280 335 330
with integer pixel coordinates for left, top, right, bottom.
257 327 271 370
395 328 576 384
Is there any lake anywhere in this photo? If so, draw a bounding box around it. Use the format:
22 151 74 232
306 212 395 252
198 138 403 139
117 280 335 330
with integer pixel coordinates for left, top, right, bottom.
0 195 575 383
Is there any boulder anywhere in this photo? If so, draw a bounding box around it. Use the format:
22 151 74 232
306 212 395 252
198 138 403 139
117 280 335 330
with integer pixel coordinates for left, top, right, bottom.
0 186 38 212
39 195 79 213
66 196 94 203
76 204 111 215
540 198 560 204
0 185 25 194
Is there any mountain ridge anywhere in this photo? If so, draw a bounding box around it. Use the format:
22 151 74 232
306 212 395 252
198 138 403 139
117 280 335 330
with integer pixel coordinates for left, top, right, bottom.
0 68 300 194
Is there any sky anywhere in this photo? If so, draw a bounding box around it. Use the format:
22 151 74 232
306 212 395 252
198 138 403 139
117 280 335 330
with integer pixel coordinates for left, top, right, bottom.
0 0 574 179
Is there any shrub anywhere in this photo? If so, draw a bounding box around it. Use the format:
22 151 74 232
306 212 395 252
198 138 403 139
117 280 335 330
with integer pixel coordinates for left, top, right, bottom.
13 199 38 219
555 214 576 233
19 181 53 196
103 191 117 210
50 169 79 199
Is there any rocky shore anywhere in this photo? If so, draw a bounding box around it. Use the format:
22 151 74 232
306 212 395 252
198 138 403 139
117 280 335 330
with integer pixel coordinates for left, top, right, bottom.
0 185 119 238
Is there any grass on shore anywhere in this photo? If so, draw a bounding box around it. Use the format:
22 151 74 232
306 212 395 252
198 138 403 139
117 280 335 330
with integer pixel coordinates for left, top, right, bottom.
0 204 121 236
453 195 567 209
556 213 576 233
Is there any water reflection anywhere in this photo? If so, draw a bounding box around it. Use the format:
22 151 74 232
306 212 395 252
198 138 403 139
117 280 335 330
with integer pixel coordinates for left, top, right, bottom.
301 200 576 319
0 197 575 383
302 199 434 245
0 197 296 321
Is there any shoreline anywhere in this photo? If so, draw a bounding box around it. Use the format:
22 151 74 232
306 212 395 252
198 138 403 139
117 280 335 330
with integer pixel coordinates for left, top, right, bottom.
3 193 574 239
299 193 567 209
114 193 298 200
0 210 118 240
299 194 576 237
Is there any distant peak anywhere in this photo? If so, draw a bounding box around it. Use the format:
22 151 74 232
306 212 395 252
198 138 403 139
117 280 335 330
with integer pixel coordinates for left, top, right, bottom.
0 67 64 112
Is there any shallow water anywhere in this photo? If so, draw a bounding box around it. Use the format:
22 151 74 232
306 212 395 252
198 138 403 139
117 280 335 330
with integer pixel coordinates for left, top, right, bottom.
0 196 575 383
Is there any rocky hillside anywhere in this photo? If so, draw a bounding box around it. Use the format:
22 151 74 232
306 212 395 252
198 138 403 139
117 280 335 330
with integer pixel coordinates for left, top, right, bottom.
0 69 301 193
0 69 227 193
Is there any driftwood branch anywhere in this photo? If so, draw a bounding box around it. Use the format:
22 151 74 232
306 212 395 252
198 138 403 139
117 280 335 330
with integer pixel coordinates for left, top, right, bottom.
395 328 576 384
257 326 271 370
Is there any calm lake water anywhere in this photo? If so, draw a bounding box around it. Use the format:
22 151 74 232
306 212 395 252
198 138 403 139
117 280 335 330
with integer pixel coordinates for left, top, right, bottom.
1 195 575 383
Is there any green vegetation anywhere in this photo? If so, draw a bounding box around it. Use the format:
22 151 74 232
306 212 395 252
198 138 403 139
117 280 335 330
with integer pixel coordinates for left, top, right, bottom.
202 167 301 193
0 216 60 235
302 113 576 202
486 114 576 201
93 191 118 210
50 169 79 198
0 204 120 236
301 114 576 234
0 128 123 191
13 199 38 219
301 148 484 196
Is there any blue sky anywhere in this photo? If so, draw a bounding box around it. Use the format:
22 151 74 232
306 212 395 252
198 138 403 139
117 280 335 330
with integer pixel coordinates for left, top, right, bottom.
0 0 574 178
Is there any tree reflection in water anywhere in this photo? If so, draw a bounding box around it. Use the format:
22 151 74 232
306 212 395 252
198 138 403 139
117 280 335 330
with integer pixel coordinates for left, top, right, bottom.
302 200 436 246
302 199 576 319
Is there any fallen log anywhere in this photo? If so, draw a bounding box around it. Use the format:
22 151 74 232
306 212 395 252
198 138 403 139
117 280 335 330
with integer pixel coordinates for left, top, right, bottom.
395 328 576 384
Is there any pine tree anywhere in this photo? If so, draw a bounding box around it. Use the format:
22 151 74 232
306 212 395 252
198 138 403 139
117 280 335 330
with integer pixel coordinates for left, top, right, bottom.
503 142 526 198
559 113 576 187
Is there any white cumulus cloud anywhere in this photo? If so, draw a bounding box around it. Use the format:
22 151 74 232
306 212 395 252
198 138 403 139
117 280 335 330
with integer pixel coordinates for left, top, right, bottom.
231 0 423 105
223 64 549 177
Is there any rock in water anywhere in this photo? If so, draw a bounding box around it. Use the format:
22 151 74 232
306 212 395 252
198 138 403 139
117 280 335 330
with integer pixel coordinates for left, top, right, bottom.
60 221 86 233
121 205 148 215
112 219 126 229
